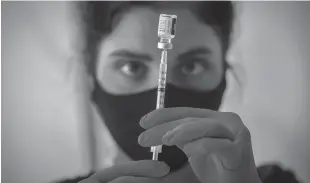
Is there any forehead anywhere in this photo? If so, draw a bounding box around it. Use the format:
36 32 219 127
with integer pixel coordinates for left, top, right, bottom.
100 7 221 59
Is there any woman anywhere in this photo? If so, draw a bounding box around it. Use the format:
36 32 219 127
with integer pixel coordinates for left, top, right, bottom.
58 1 300 183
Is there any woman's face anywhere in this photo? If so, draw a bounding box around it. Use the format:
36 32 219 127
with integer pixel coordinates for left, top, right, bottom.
96 7 224 95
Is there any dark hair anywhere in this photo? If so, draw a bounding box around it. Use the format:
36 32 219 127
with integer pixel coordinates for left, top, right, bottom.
80 1 235 74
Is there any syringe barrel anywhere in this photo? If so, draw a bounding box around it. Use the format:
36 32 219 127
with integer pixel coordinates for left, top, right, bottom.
151 14 177 161
156 50 167 109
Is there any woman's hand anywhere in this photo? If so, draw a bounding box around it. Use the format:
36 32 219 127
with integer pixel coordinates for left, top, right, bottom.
138 107 262 183
78 160 170 183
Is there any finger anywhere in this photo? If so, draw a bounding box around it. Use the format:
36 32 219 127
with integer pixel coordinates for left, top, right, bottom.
221 127 252 170
139 107 216 129
109 176 161 183
138 117 200 147
138 118 233 147
90 160 170 183
162 119 235 146
182 137 231 157
140 108 244 138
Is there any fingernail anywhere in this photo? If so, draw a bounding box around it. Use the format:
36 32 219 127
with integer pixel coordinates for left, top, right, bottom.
162 131 175 145
151 161 170 177
158 161 170 174
139 114 148 128
138 133 149 146
141 114 147 122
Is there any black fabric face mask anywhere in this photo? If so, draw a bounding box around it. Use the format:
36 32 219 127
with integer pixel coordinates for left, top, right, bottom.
92 78 226 172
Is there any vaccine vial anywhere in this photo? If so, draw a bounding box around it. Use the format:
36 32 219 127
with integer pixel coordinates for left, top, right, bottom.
158 14 177 39
158 14 177 49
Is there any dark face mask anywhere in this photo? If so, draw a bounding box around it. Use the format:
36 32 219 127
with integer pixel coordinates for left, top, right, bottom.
92 77 226 172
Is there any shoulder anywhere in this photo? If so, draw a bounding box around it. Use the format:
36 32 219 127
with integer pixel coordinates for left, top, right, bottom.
257 164 301 183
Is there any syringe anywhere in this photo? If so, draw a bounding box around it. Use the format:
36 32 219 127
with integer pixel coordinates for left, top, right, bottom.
151 14 177 161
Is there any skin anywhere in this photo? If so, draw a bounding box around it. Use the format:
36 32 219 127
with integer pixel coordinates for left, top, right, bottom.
81 6 262 183
96 7 223 95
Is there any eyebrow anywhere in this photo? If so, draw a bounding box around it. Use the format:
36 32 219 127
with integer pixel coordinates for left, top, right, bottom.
109 49 152 62
109 47 211 62
177 47 211 61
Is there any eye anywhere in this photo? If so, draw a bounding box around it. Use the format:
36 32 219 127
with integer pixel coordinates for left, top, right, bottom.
181 60 205 76
119 60 147 78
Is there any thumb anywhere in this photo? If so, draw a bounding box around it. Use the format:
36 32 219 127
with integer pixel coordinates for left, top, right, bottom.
89 160 170 183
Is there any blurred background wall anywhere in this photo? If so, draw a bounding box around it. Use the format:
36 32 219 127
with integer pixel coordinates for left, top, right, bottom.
2 2 93 183
2 1 309 183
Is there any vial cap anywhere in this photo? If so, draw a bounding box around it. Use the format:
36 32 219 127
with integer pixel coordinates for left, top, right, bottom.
158 42 173 49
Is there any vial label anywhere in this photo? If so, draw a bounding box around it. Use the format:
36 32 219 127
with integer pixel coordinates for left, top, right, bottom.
158 14 177 38
158 19 169 34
